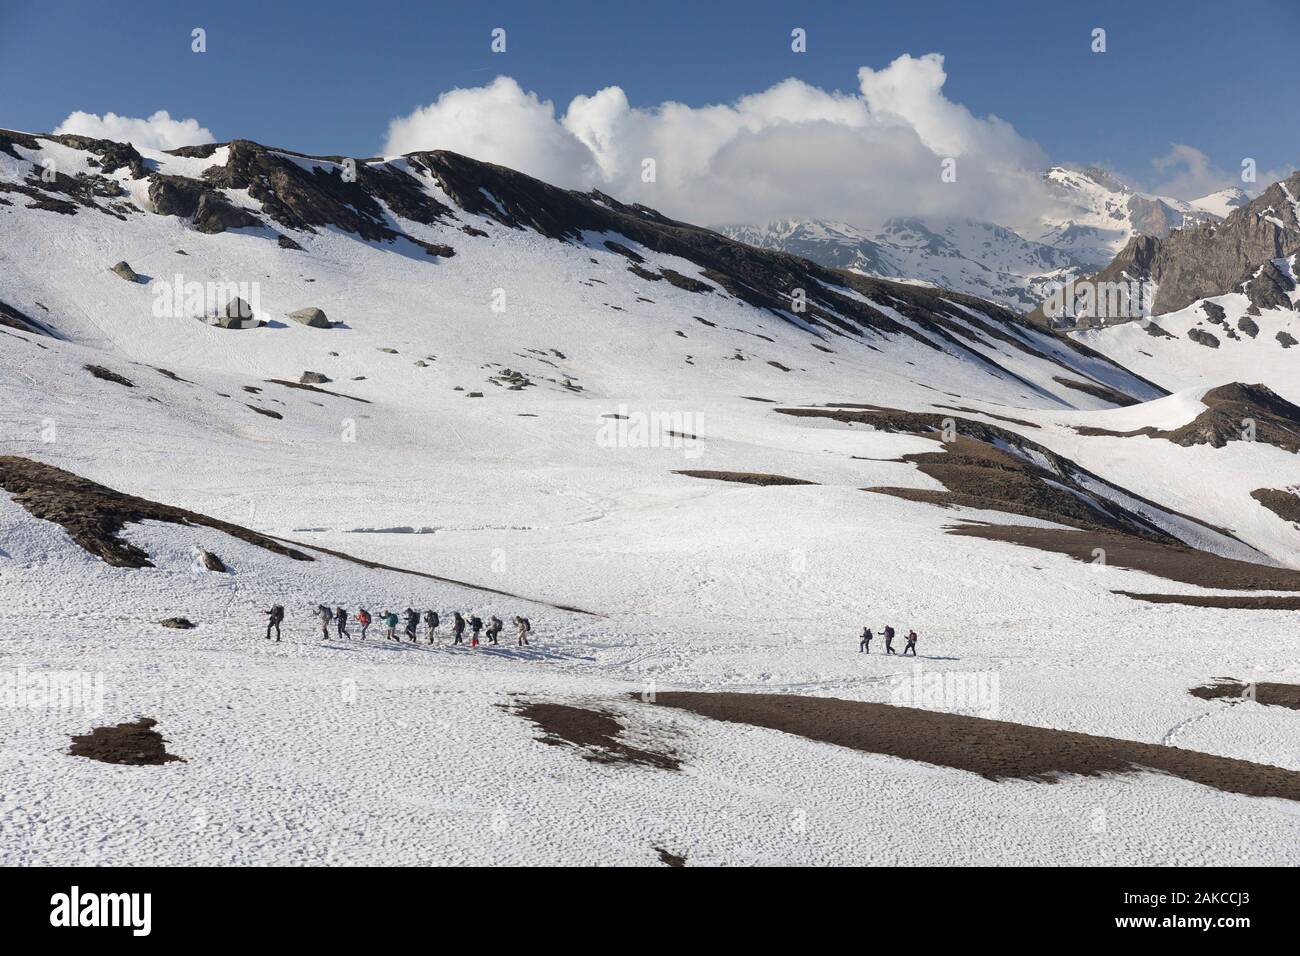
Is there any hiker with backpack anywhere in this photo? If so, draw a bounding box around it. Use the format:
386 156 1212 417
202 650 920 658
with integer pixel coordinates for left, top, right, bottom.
883 625 896 655
903 630 918 656
514 616 531 646
859 627 872 653
317 605 333 640
382 610 399 641
263 605 284 642
486 616 502 645
403 608 419 643
451 612 466 645
469 614 484 647
357 608 372 640
335 607 349 640
424 609 439 644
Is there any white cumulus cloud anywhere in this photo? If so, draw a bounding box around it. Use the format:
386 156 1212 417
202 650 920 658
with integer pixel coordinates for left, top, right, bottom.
54 110 214 152
382 54 1053 231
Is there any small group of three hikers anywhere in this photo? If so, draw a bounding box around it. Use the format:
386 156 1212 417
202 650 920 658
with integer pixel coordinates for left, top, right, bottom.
260 605 532 647
859 625 919 656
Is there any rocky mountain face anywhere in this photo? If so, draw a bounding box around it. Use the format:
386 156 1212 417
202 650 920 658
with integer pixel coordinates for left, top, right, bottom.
1033 171 1300 330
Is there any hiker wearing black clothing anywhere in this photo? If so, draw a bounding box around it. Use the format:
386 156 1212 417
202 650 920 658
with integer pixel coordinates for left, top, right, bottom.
451 612 466 645
486 616 502 645
424 610 439 644
859 627 872 653
903 630 918 656
469 615 484 647
884 625 896 655
335 607 349 640
514 616 531 646
317 605 332 640
403 608 419 643
263 605 284 642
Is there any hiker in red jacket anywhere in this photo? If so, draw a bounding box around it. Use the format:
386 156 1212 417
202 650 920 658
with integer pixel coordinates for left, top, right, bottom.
356 608 372 640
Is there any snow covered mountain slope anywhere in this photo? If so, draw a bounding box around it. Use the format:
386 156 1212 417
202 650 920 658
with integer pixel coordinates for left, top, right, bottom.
4 130 1300 866
1189 187 1249 220
1073 284 1300 403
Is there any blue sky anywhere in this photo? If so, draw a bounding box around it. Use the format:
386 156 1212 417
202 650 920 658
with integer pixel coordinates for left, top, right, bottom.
4 0 1297 176
3 0 1296 227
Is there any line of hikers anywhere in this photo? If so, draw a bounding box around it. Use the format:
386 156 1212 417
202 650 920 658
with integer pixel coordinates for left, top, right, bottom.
260 605 533 647
858 625 918 656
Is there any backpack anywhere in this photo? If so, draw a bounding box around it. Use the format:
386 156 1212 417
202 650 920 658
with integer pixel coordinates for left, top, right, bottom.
520 617 531 633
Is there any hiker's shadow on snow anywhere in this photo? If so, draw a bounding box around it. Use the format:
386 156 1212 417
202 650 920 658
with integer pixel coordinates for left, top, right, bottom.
320 641 592 663
476 645 593 663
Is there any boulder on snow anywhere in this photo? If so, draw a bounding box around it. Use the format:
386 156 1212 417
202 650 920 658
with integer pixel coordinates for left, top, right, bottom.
159 617 196 630
299 371 331 385
109 261 141 283
213 297 262 329
199 550 227 573
288 307 331 328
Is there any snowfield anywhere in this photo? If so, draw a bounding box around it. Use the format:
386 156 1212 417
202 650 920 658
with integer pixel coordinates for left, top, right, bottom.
2 131 1300 866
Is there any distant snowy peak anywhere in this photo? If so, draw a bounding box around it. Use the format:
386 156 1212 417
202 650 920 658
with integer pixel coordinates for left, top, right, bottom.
1189 187 1249 219
1035 170 1300 331
719 216 1083 313
719 219 896 275
719 168 1244 316
1033 165 1223 269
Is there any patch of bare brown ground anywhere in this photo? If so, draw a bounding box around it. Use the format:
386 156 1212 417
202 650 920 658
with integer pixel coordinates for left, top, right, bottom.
512 701 681 771
1073 383 1300 453
0 455 312 568
1052 375 1140 407
655 847 686 867
932 404 1040 428
948 523 1300 591
645 692 1300 800
0 456 599 614
1190 680 1300 709
69 718 184 766
776 405 1297 590
1114 591 1300 609
1252 488 1300 523
673 470 817 486
265 378 372 403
